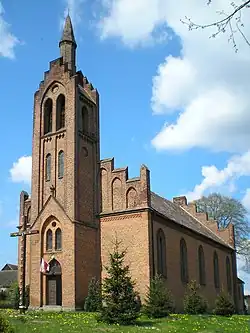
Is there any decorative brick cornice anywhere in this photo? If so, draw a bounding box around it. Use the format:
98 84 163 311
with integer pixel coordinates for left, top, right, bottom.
101 213 142 223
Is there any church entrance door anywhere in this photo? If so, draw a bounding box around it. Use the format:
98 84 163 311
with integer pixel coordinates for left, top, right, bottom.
45 259 62 306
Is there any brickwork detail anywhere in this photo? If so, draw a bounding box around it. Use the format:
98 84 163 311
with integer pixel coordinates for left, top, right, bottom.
100 158 151 213
173 196 235 248
101 213 142 223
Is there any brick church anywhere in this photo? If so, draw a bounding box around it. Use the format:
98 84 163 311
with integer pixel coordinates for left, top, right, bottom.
18 15 245 313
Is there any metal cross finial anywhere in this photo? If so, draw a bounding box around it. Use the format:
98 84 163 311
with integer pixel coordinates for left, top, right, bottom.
10 216 39 314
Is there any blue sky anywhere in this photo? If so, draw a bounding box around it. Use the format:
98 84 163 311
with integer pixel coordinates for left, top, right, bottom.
0 0 250 292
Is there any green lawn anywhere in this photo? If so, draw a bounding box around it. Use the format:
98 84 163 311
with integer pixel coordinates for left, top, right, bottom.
1 310 249 332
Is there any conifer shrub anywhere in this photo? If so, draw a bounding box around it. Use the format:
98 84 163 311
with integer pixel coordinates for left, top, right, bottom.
99 239 140 325
183 280 208 314
214 290 235 316
84 277 102 312
0 313 14 333
7 282 19 310
143 274 175 318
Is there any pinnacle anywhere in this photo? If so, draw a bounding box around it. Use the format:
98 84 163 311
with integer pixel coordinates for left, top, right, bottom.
60 14 76 45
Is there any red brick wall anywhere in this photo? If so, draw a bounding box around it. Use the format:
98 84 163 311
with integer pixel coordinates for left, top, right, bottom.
152 214 236 312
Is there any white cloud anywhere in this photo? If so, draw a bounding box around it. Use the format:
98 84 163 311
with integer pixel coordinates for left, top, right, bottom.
0 2 19 59
99 0 170 47
185 151 250 201
10 156 32 186
98 0 250 152
61 0 84 30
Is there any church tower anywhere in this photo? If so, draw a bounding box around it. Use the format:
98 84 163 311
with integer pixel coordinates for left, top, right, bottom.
19 15 101 310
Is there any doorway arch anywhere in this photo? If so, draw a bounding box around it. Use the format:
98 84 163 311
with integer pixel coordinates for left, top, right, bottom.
46 259 62 306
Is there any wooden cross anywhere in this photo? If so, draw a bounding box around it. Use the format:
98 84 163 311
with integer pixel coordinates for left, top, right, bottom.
10 216 39 313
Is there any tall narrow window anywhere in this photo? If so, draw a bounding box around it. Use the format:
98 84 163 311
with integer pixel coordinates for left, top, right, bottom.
46 229 52 251
55 228 62 250
156 229 167 277
82 106 89 133
198 245 206 286
226 256 232 294
180 238 188 283
56 94 65 130
213 251 220 289
45 154 51 181
58 150 64 179
44 98 53 134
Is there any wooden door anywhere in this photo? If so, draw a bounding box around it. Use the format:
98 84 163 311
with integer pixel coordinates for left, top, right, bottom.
47 276 57 305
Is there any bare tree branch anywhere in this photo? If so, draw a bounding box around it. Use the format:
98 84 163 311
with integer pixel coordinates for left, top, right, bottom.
181 1 250 52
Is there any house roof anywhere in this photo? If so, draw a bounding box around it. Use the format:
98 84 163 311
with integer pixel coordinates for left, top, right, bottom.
150 192 232 249
0 270 18 288
1 264 18 271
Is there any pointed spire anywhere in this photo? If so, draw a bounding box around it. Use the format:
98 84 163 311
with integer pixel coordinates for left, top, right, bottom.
59 14 77 74
60 14 77 46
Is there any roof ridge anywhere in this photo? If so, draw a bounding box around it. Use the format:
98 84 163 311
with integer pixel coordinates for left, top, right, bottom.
150 191 232 249
180 205 233 248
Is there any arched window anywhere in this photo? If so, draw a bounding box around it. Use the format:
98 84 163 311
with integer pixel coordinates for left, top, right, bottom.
46 229 52 251
180 238 188 283
81 106 89 133
44 98 53 134
56 94 65 130
226 256 232 294
213 251 220 289
198 245 206 286
45 154 51 181
55 228 62 250
156 229 167 277
58 151 64 179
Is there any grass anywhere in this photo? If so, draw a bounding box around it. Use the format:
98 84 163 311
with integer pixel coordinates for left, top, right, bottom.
0 309 249 332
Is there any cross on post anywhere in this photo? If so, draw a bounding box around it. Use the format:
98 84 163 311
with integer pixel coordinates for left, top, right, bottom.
10 215 39 314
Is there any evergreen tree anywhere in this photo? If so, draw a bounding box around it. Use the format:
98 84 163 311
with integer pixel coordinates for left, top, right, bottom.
214 290 235 316
84 277 102 312
144 274 175 318
99 239 140 325
183 280 208 314
7 282 19 310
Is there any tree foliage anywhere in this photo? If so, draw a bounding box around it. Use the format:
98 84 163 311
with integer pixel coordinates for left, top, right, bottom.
196 193 249 243
143 274 175 318
183 280 208 315
99 239 140 325
84 277 102 312
7 282 19 310
214 290 235 316
181 1 250 52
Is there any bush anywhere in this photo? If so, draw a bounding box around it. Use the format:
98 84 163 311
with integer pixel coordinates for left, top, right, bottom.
143 274 174 318
0 290 7 301
214 290 235 316
7 282 19 310
84 277 102 312
0 313 14 333
183 280 208 314
99 239 140 325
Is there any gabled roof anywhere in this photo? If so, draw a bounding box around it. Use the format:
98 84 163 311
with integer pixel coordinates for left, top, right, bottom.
1 264 18 271
150 192 232 248
0 270 18 288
